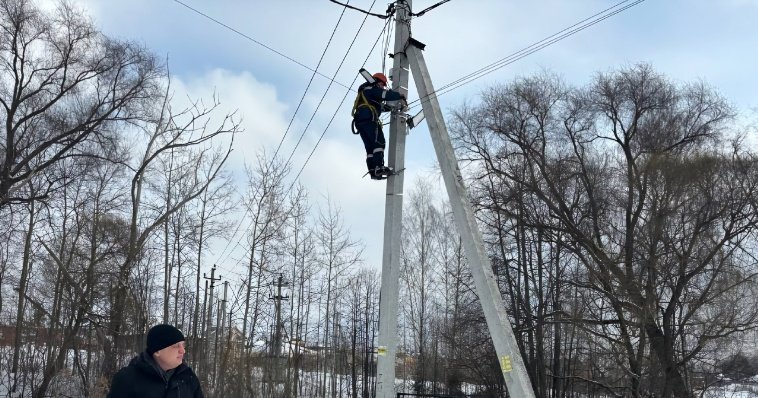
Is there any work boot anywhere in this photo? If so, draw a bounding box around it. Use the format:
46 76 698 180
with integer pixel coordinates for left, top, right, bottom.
375 166 393 177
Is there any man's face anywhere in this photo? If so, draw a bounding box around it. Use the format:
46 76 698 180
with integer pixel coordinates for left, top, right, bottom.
153 341 186 371
377 81 386 89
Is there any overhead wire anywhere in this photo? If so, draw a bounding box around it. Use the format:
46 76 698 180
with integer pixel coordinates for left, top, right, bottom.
381 15 395 75
328 0 394 19
277 2 351 166
172 0 353 91
410 0 452 17
219 2 388 279
186 0 644 281
291 15 393 184
406 0 646 111
208 2 351 269
282 2 368 167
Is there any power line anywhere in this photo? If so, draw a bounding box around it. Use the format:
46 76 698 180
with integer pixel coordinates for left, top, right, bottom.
407 0 646 110
212 3 350 266
273 2 350 164
172 0 353 91
291 16 393 184
328 0 395 19
283 1 380 167
203 0 642 301
219 2 388 275
201 0 644 280
411 0 452 17
223 0 422 278
224 13 391 277
381 15 395 74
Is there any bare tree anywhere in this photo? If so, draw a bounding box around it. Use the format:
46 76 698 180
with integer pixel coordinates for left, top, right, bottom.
232 152 290 395
103 83 238 382
32 153 131 397
314 197 362 398
450 64 758 398
10 188 38 393
190 164 235 351
400 177 441 394
343 266 379 398
282 182 316 398
0 0 162 207
240 152 289 344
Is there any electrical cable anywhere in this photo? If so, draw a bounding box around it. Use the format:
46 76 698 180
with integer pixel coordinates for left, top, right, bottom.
282 1 374 167
172 0 353 91
436 0 642 95
203 0 643 282
273 2 350 164
219 3 389 278
328 0 394 19
406 0 646 110
184 0 442 269
410 0 451 17
381 15 395 75
291 17 393 184
212 2 351 267
220 15 393 279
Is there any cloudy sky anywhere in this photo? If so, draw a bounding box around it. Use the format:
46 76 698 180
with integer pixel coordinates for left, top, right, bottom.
64 0 758 280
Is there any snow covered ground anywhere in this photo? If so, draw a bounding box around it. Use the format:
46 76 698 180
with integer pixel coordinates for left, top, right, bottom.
700 382 758 398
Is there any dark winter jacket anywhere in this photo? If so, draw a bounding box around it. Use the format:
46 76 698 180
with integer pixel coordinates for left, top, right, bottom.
107 351 203 398
353 82 405 123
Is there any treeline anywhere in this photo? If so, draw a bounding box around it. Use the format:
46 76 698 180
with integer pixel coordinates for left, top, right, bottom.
2 1 758 398
439 65 758 398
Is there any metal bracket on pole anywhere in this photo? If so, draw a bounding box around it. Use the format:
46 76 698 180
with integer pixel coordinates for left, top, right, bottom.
406 37 426 51
406 110 425 129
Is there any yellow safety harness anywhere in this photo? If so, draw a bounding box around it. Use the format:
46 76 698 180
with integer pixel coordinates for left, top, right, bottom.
351 87 382 135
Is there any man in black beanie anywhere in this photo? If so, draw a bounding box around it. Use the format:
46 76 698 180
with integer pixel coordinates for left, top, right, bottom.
107 324 203 398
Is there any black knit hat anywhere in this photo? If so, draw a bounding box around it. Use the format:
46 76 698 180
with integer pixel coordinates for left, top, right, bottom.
146 324 185 355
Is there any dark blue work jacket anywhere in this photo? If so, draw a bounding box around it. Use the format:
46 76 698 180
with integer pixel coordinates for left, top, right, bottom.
353 82 404 123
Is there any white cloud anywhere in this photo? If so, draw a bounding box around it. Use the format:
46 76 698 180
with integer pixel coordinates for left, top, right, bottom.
54 0 758 274
169 67 391 267
171 69 289 172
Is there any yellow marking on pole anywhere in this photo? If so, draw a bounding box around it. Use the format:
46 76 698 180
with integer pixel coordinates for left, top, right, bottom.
377 346 387 356
500 355 512 373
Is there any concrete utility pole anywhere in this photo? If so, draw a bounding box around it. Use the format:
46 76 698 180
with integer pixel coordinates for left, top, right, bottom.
270 274 289 357
375 0 412 397
203 265 221 377
408 39 536 398
215 280 228 386
203 266 221 339
374 2 536 398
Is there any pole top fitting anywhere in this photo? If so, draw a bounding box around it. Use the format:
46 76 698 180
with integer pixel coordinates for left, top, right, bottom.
407 37 426 51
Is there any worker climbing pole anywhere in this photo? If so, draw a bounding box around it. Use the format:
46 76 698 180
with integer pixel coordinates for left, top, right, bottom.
333 0 538 397
351 70 407 180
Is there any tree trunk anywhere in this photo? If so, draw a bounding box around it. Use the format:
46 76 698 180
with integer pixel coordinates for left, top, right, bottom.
11 200 35 393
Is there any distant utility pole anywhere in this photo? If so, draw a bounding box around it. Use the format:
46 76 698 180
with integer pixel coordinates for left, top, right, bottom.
203 266 221 367
213 280 228 386
218 280 229 361
375 1 536 398
269 274 289 357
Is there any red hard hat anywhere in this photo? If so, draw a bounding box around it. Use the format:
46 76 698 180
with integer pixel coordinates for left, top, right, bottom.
372 72 388 84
